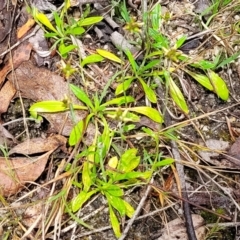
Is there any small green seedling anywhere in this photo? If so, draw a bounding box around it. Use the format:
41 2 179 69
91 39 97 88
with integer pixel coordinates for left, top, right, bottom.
31 7 103 58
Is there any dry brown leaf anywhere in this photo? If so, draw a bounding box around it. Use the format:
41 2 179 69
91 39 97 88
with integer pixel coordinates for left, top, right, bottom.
0 150 52 196
0 81 16 114
0 42 32 87
17 18 35 39
8 61 87 135
9 134 67 155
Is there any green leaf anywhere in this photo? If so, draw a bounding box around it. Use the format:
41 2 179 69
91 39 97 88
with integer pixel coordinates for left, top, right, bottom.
216 51 240 69
139 59 161 73
71 190 97 212
174 35 187 49
82 161 94 192
69 120 84 146
129 107 163 123
168 76 189 114
59 43 76 57
207 70 229 100
115 78 134 95
109 205 121 238
81 54 104 67
96 49 123 64
53 11 62 31
153 158 175 169
191 59 218 70
78 16 103 26
150 4 161 31
118 149 140 172
36 12 58 33
113 171 151 181
70 84 94 109
185 69 213 90
125 49 138 73
44 32 59 38
123 200 135 218
105 192 126 216
138 77 157 103
101 96 134 107
105 110 140 122
29 101 69 113
105 185 123 197
65 26 85 35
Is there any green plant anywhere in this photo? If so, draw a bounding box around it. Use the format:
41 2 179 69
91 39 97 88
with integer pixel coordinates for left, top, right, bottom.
31 3 103 58
117 3 229 114
70 121 174 237
29 83 163 146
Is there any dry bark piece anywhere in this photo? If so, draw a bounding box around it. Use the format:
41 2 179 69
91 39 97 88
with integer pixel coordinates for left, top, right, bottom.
8 61 87 135
0 150 53 196
158 215 205 240
9 134 67 155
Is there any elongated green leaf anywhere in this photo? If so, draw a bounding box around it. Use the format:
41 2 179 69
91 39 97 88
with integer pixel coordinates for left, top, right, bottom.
36 12 58 33
216 51 240 69
153 158 175 168
29 101 69 113
139 59 161 73
168 77 189 114
150 3 161 31
105 110 140 122
44 32 59 38
96 49 123 64
81 54 104 67
105 185 123 197
78 16 103 26
138 77 157 103
105 192 126 216
70 84 94 109
82 161 94 192
175 35 187 49
125 49 138 73
118 149 140 172
69 120 84 146
113 171 151 181
72 190 97 212
123 200 135 218
129 107 163 123
109 205 121 238
207 70 229 100
101 96 134 107
53 11 62 31
115 78 134 95
185 69 213 90
65 26 85 35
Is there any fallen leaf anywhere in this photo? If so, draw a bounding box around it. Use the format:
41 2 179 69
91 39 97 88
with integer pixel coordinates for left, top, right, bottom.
17 18 35 39
0 81 16 114
0 42 32 87
0 150 52 196
8 61 87 135
158 215 205 240
9 134 67 155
